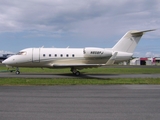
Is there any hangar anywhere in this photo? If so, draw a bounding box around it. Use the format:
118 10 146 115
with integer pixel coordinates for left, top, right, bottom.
130 57 156 65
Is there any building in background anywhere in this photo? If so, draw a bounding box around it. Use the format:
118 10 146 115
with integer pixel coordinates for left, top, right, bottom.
130 57 156 65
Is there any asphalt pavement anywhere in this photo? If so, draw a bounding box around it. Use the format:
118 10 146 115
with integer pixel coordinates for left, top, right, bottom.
0 85 160 120
1 72 160 78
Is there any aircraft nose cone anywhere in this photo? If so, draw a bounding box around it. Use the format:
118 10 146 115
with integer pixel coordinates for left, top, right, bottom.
2 59 8 65
2 58 13 65
2 60 7 64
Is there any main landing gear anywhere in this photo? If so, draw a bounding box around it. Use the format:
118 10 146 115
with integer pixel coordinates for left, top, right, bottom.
15 67 20 75
71 67 80 76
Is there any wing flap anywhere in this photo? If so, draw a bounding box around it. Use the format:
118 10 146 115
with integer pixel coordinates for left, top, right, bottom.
52 64 102 68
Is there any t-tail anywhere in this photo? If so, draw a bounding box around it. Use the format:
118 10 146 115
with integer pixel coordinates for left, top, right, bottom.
112 29 155 53
110 29 155 63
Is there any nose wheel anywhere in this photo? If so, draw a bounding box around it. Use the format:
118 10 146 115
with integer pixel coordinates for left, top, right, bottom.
16 71 20 75
15 67 20 75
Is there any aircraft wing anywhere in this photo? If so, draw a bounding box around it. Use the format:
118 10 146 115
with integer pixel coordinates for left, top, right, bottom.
52 52 118 69
52 64 102 69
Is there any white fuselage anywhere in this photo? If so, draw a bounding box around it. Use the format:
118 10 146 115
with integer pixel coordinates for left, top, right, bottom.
2 47 132 68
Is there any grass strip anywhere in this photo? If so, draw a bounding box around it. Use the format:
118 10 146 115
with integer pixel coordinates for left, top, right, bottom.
1 67 160 74
0 78 160 86
1 64 160 74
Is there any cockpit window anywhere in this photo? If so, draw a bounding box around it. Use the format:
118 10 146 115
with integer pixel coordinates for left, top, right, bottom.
16 51 27 55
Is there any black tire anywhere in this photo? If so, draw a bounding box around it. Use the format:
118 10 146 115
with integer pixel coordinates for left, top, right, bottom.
16 71 20 75
75 71 80 76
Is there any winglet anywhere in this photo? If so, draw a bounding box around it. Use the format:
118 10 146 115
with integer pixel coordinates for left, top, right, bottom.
105 52 118 65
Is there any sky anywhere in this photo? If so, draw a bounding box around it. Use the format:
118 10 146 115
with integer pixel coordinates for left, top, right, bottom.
0 0 160 57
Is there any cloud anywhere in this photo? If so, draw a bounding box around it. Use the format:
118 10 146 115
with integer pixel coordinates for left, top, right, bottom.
145 52 160 57
0 50 15 56
0 0 160 37
0 0 160 57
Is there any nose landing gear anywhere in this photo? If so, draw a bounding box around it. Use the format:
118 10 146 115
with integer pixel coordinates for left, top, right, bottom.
15 67 20 75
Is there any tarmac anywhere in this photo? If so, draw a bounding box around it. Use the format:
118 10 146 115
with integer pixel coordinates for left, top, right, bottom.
1 72 160 78
0 85 160 120
1 65 160 119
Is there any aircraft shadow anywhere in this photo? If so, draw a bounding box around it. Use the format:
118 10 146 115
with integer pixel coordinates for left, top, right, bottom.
0 72 120 79
57 73 119 79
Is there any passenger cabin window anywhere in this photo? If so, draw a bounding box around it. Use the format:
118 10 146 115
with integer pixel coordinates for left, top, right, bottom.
72 54 75 57
60 54 63 57
16 51 27 55
55 54 57 57
49 54 51 57
66 54 69 57
43 54 45 57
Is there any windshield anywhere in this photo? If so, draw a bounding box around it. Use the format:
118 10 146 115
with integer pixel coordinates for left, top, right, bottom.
16 51 27 55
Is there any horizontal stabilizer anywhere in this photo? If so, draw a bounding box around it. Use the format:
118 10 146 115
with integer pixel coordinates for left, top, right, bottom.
131 29 156 34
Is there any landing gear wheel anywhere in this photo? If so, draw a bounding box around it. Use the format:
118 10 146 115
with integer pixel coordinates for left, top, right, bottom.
15 67 20 75
75 71 80 76
70 67 81 76
16 71 20 75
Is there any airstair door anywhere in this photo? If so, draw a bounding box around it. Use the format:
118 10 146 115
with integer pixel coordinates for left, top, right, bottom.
32 48 40 62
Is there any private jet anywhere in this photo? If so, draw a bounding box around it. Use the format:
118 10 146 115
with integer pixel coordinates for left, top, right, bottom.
2 29 155 75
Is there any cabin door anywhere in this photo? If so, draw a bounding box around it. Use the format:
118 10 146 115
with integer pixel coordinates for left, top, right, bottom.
32 48 40 62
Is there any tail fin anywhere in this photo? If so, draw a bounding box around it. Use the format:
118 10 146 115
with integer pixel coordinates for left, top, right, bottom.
112 29 155 53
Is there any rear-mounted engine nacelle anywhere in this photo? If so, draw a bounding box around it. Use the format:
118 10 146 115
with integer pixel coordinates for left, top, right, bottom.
83 47 112 58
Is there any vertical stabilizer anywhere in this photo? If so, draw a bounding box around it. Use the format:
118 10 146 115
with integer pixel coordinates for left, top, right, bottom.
112 29 155 53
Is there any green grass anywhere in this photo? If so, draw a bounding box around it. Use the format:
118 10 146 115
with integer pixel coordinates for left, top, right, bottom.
1 65 160 74
0 78 160 86
1 64 160 85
